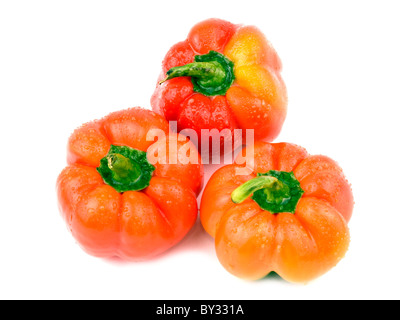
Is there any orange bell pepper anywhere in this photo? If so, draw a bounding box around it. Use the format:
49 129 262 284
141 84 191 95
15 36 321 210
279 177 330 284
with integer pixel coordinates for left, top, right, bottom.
151 18 287 154
57 107 204 260
200 142 353 283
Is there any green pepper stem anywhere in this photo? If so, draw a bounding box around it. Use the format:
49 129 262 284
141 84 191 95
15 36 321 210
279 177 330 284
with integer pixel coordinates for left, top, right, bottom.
159 51 235 97
231 171 305 214
97 145 155 193
160 61 226 85
107 153 141 182
231 176 279 204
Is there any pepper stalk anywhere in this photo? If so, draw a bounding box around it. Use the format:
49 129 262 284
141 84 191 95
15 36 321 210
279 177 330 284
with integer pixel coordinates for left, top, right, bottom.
97 145 155 193
160 50 235 97
231 170 304 214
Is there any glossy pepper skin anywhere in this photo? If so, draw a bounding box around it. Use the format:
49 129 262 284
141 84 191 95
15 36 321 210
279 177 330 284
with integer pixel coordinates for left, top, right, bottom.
200 142 353 283
151 18 287 153
57 107 204 260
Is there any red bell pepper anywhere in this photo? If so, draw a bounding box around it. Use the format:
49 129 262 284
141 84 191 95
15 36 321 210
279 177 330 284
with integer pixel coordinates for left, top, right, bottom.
57 108 204 260
151 18 287 155
200 142 353 283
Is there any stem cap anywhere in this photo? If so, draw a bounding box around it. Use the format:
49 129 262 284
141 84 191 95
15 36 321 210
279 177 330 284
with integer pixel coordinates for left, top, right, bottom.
97 145 155 193
161 51 235 97
231 170 304 214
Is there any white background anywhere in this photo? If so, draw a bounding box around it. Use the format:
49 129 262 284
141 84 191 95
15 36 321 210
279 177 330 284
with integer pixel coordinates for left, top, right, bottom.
1 0 399 300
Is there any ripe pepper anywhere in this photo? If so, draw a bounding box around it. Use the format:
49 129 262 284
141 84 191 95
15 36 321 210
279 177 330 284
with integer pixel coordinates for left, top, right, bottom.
151 18 287 154
200 142 353 283
57 107 204 260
